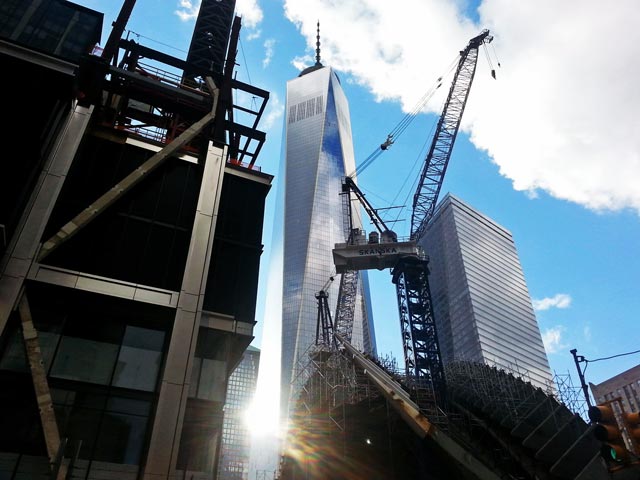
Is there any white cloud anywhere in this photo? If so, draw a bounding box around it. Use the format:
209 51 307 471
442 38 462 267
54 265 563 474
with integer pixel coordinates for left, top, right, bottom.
247 29 262 41
175 0 198 21
263 38 275 68
236 0 263 28
261 92 284 130
174 0 264 29
583 325 592 342
532 293 572 311
542 326 567 354
283 0 640 214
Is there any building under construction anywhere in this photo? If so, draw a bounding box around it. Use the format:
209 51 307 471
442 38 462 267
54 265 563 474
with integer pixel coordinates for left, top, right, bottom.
0 1 272 479
278 339 622 480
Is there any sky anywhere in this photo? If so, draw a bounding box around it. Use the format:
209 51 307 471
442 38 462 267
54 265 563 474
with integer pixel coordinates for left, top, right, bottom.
75 0 640 472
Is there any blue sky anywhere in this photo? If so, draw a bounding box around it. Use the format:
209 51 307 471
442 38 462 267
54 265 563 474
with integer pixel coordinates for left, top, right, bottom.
75 0 640 409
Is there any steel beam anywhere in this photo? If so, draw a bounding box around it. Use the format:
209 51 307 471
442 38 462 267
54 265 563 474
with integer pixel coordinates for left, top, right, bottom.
18 292 66 479
37 77 220 263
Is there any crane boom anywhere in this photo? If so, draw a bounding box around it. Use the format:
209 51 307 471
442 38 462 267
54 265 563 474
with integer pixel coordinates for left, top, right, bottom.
323 30 493 401
410 29 492 241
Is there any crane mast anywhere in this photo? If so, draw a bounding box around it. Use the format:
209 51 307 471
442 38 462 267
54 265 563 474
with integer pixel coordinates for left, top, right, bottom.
395 29 492 398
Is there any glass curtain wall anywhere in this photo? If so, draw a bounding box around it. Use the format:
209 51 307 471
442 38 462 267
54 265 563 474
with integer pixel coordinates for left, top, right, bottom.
280 66 375 422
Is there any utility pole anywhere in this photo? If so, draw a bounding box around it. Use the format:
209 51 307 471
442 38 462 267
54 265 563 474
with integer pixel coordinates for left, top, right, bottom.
570 348 593 409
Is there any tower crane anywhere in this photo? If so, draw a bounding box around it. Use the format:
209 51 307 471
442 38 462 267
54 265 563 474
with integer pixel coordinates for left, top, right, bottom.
394 29 492 398
325 29 494 401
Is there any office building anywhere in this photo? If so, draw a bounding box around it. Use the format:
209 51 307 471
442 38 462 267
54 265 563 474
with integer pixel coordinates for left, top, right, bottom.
0 1 272 479
590 364 640 413
218 346 260 480
590 364 640 452
420 194 554 391
280 36 376 421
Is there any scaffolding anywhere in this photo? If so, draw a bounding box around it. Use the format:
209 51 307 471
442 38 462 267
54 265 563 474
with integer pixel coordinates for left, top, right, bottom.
281 349 610 480
553 371 589 421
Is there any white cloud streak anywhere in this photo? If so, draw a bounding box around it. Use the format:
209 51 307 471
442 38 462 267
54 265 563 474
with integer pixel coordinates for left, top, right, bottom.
532 293 572 311
263 38 275 68
261 92 284 131
283 0 640 214
542 326 567 354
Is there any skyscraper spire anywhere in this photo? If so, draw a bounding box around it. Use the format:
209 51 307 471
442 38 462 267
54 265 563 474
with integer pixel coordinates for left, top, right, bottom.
315 21 322 66
298 19 324 76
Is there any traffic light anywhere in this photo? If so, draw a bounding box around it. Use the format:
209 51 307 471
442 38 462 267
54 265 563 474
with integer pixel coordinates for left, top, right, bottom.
622 411 640 455
588 403 628 462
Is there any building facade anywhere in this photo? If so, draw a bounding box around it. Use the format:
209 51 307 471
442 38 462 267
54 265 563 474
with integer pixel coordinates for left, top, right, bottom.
590 364 640 413
420 194 553 391
590 364 640 452
0 1 272 479
218 346 260 480
280 58 376 421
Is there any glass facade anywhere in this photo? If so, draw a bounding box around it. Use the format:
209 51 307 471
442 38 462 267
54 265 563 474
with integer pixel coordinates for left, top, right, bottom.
0 290 169 465
218 346 260 480
281 66 376 418
421 194 554 391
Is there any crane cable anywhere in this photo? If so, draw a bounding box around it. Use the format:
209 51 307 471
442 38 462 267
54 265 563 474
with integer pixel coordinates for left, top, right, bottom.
380 39 499 234
348 53 461 178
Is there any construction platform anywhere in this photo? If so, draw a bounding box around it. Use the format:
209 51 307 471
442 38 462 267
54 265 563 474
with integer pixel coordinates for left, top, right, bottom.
332 234 420 273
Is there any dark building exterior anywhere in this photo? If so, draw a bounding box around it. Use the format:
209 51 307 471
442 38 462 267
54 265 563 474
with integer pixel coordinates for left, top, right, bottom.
0 1 272 479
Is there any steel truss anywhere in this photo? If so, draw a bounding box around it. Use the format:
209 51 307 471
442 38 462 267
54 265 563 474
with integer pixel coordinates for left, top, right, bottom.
410 30 491 241
392 256 446 398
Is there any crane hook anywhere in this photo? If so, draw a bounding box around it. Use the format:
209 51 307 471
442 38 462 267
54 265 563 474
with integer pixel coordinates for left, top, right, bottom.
380 134 394 151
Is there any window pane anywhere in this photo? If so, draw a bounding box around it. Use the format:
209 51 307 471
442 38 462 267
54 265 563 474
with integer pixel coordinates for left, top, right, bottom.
55 406 101 459
51 336 119 385
198 359 226 402
189 357 201 398
94 412 148 464
39 332 60 373
112 327 164 391
0 328 28 372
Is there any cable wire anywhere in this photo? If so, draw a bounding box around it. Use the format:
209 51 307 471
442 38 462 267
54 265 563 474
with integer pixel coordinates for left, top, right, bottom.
238 36 253 85
586 349 640 363
349 53 461 178
126 30 188 54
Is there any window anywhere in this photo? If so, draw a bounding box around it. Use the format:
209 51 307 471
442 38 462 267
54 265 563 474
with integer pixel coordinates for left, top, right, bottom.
112 326 164 392
51 336 119 385
53 388 151 465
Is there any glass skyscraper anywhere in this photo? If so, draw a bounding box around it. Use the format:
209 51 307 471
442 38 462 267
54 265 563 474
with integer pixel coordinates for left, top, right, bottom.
421 194 554 391
280 60 376 420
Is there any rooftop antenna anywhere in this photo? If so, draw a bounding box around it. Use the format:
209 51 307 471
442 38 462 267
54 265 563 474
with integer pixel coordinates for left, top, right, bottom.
315 20 322 66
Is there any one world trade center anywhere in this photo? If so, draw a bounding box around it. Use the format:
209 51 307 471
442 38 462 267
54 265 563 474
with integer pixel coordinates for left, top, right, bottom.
280 27 376 423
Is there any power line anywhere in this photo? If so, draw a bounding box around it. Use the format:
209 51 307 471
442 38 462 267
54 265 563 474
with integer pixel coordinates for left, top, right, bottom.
587 349 640 363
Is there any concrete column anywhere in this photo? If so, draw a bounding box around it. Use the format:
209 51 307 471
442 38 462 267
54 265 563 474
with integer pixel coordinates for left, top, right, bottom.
143 143 226 479
0 104 93 334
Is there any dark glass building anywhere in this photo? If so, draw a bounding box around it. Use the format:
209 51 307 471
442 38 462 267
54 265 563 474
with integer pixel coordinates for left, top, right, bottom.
0 1 272 479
